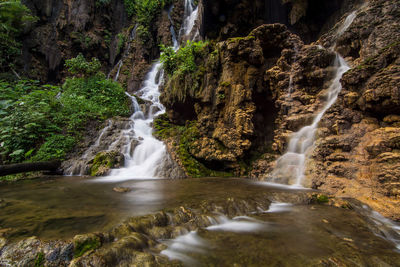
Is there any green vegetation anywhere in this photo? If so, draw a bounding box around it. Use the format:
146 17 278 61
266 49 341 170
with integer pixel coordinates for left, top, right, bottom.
65 53 101 77
160 41 208 76
160 41 211 106
123 0 172 44
0 0 36 73
89 151 123 176
34 252 45 267
154 114 232 177
123 0 172 23
0 55 130 165
74 236 101 258
311 194 330 204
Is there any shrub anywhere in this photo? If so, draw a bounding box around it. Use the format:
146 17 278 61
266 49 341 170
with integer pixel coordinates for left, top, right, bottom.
0 0 36 72
160 40 208 76
0 55 130 164
65 54 101 77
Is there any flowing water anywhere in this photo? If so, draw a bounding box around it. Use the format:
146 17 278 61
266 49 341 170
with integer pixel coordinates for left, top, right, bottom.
77 0 200 181
105 63 167 181
1 177 400 266
269 9 358 187
179 0 200 42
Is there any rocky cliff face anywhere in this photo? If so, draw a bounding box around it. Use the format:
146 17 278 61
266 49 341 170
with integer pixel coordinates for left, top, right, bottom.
21 0 183 85
158 0 400 220
21 0 129 81
307 0 400 220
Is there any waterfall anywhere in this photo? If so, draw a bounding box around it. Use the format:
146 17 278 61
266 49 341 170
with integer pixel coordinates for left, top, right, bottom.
179 0 200 42
107 24 138 81
99 0 200 181
268 9 358 187
168 5 179 50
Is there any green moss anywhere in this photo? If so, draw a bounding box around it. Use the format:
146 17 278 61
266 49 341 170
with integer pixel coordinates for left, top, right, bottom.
219 81 231 87
311 194 330 204
74 237 101 258
154 115 233 177
0 171 42 183
34 252 45 267
227 35 255 44
89 151 122 176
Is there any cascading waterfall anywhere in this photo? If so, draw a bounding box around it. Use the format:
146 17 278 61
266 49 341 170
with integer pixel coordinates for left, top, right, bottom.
168 5 179 50
103 63 166 180
107 24 138 81
268 10 358 187
100 0 200 180
179 0 200 41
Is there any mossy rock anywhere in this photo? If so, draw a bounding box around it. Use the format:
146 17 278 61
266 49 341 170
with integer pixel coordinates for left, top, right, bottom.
88 151 125 176
34 252 45 267
73 234 101 258
310 194 330 204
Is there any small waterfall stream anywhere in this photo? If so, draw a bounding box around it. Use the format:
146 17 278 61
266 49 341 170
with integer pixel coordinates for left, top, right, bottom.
100 0 200 180
179 0 200 41
268 9 358 187
104 63 166 180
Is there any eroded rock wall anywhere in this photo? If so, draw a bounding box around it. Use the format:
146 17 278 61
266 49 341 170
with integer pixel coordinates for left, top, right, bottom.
307 0 400 220
21 0 183 86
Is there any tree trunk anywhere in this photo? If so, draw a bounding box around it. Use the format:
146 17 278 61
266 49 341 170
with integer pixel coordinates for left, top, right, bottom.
0 161 61 176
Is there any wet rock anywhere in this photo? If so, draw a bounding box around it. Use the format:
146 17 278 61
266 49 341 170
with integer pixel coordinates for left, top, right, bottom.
160 24 303 175
73 233 102 258
113 187 132 193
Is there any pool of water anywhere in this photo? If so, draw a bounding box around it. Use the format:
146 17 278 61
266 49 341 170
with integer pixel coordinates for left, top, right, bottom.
1 176 400 266
0 177 306 240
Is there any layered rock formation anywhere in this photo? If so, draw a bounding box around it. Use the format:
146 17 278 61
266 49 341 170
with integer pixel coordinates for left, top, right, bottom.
306 0 400 220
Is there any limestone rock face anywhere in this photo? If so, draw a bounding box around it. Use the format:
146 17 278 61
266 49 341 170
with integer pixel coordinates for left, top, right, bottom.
22 0 128 81
160 24 302 174
304 0 400 220
21 0 184 86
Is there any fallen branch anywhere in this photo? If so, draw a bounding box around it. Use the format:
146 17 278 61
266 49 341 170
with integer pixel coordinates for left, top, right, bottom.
0 161 61 176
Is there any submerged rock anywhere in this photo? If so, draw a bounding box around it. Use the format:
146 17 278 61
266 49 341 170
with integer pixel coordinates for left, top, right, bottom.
113 187 132 193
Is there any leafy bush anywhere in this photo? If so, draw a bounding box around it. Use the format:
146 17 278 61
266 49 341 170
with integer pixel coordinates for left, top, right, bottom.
0 0 36 72
124 0 172 22
65 54 101 77
0 56 130 164
160 41 208 76
61 74 130 130
123 0 172 43
0 81 62 163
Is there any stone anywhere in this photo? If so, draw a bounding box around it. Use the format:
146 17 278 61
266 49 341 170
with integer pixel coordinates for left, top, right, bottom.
113 187 132 193
88 151 125 177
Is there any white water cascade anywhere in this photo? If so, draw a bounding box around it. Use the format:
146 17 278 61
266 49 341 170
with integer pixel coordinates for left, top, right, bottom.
179 0 200 41
103 62 166 180
268 10 358 187
100 0 200 181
